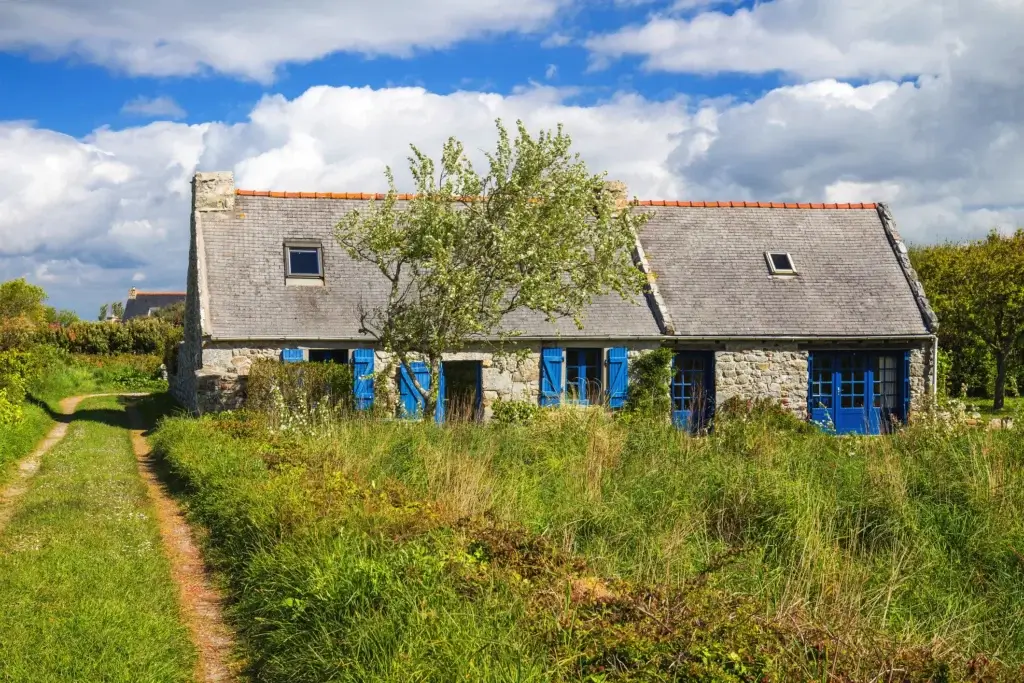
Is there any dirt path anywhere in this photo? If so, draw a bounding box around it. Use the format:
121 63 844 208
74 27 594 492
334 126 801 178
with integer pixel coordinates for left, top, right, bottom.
128 405 238 683
0 394 143 534
0 394 238 683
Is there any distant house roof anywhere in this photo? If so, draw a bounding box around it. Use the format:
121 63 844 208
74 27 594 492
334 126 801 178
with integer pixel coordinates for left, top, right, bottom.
190 172 935 342
123 290 186 321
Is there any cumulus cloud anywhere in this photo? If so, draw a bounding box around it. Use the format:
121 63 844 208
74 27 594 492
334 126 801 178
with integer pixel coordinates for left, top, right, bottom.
0 85 690 314
0 0 572 81
121 96 187 119
585 0 1019 82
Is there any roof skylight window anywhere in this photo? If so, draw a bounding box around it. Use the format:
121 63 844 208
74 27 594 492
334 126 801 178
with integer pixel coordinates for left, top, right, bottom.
765 251 797 275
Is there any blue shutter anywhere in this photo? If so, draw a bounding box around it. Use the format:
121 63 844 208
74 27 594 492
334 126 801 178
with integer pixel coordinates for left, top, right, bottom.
435 363 446 424
281 348 304 363
903 350 912 423
540 347 564 407
607 347 628 409
352 349 375 410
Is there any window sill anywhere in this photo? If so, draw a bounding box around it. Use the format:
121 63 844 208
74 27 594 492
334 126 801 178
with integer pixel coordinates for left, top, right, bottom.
286 277 325 287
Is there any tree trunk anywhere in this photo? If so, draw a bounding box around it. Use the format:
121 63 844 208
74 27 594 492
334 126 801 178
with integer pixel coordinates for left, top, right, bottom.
423 356 442 422
993 350 1008 411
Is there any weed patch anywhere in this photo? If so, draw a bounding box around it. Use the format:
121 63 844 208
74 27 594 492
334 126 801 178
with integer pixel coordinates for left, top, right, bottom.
153 410 1024 681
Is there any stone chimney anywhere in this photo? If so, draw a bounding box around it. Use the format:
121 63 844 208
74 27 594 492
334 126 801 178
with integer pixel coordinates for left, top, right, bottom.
192 171 235 212
128 287 138 300
603 180 630 211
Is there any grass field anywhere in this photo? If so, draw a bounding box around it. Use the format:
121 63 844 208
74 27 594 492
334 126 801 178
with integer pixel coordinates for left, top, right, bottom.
0 395 196 682
153 404 1024 682
0 402 55 486
973 396 1024 416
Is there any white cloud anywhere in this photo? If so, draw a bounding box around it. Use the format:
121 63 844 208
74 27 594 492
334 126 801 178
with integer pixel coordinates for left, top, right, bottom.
586 0 1021 83
0 85 689 315
0 0 572 81
122 96 187 119
545 64 558 79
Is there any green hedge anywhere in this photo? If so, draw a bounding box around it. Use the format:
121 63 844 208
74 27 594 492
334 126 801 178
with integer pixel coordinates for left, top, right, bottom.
39 318 179 357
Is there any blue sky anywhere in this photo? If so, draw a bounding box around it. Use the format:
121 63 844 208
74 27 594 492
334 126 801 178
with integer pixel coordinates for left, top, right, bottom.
0 0 1021 316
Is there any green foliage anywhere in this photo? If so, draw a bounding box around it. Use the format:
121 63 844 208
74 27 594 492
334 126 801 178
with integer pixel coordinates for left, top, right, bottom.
50 309 80 326
247 359 355 426
72 353 166 391
715 396 816 435
335 119 650 416
0 402 51 477
0 388 24 427
40 317 177 356
624 347 673 417
154 410 1024 681
98 303 108 322
0 278 49 323
152 301 185 327
490 398 539 425
912 231 1024 409
110 301 125 319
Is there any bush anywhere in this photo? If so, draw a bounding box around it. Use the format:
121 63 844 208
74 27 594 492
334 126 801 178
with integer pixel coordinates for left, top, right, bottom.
624 347 673 417
247 359 355 427
716 396 815 434
40 318 178 356
491 399 539 425
72 354 166 391
0 388 24 426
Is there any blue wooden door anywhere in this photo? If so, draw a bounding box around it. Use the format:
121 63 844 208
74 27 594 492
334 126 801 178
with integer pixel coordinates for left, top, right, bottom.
809 351 909 435
351 349 375 411
835 353 869 434
671 352 714 432
398 361 443 422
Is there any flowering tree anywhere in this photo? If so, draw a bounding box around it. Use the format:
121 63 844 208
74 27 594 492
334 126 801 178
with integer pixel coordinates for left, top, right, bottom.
336 119 649 417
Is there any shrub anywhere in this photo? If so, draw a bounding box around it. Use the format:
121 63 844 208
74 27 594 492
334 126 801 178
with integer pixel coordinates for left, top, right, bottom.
247 359 355 429
491 398 539 425
72 354 166 391
40 318 178 356
715 396 815 434
0 315 40 352
624 347 673 417
0 388 24 426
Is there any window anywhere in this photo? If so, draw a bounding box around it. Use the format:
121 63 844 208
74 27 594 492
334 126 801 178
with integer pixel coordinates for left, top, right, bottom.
309 349 349 364
765 251 796 275
286 244 323 278
565 348 603 405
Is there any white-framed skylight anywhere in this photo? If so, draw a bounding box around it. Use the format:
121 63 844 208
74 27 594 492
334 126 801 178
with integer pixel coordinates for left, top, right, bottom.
765 251 797 275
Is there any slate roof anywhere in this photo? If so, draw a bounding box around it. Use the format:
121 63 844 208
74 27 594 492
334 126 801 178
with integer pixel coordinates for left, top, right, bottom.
194 185 932 341
198 195 660 341
123 292 186 320
637 205 932 337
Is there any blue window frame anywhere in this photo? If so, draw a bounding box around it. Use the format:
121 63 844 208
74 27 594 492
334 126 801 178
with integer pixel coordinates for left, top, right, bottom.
286 245 322 277
565 348 603 405
808 351 909 435
671 351 715 433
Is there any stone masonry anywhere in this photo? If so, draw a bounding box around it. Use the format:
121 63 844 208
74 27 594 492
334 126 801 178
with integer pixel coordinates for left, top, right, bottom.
715 346 810 419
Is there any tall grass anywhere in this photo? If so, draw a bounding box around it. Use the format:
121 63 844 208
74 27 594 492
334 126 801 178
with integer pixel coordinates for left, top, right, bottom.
154 406 1024 681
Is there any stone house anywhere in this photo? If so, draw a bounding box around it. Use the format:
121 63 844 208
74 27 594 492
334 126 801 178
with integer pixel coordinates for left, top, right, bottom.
172 171 938 435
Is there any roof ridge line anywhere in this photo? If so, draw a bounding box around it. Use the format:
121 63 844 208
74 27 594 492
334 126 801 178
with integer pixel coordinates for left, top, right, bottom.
234 189 876 209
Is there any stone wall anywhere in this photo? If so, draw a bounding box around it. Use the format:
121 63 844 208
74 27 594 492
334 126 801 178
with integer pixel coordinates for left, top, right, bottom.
185 338 935 423
714 345 809 419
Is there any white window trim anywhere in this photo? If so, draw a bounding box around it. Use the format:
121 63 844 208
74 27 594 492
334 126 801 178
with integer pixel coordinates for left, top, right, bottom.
765 251 797 275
